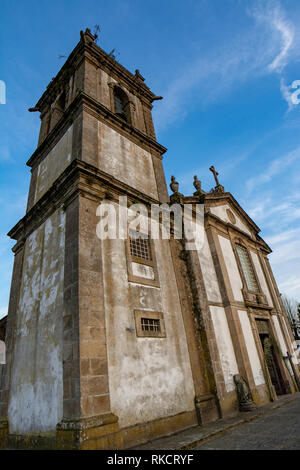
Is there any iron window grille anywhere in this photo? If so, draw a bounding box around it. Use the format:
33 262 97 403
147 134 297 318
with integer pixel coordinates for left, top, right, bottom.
129 231 151 261
141 318 161 333
134 310 166 338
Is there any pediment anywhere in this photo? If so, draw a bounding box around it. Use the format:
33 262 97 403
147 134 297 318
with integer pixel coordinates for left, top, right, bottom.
205 193 260 239
209 202 252 236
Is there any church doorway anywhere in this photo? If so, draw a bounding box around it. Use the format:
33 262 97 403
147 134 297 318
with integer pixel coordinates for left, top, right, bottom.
256 319 286 396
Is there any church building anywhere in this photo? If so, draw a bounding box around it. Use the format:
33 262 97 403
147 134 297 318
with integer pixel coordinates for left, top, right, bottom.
0 29 299 449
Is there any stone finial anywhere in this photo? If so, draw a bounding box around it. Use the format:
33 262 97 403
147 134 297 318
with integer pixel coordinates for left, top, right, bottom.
169 176 184 204
80 28 98 45
170 176 179 194
233 374 256 411
193 175 201 192
192 175 206 201
135 69 145 82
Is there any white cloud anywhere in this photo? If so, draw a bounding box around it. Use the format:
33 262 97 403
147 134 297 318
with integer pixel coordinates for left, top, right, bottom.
249 1 300 113
278 275 300 298
268 18 294 72
154 1 300 130
242 141 300 300
248 0 295 73
266 227 300 299
155 2 298 130
247 193 300 232
270 239 300 264
246 145 300 193
266 227 300 246
155 40 267 130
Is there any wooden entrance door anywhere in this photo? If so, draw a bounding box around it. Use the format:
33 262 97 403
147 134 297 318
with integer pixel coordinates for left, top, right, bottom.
256 319 286 396
260 334 285 396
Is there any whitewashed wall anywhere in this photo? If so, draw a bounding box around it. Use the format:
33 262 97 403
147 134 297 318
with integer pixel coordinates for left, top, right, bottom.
97 122 158 200
102 236 195 428
210 306 239 392
238 310 265 385
34 125 73 204
8 209 65 434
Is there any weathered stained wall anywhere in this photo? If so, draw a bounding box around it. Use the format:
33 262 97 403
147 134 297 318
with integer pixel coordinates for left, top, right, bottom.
210 306 239 392
102 235 195 429
97 121 158 200
34 125 73 204
8 209 65 434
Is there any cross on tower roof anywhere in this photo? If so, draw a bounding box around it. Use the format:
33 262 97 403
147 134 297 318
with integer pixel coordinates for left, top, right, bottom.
209 165 220 186
209 165 225 193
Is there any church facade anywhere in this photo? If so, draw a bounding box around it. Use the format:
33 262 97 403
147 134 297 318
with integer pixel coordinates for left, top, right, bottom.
0 29 299 449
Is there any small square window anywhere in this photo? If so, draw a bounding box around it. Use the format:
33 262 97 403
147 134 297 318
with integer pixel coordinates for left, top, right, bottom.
134 310 166 338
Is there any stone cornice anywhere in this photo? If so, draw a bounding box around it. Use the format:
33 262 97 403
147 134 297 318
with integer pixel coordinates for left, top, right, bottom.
27 92 166 169
8 160 161 242
245 302 273 311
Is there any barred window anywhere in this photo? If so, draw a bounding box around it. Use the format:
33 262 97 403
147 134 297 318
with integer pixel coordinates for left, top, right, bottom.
129 231 151 261
141 318 161 333
236 245 259 292
134 310 166 338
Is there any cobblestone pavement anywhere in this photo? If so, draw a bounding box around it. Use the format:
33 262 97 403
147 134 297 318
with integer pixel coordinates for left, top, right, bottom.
195 397 300 450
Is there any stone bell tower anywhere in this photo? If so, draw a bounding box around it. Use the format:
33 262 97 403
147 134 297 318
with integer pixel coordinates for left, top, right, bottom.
0 29 220 449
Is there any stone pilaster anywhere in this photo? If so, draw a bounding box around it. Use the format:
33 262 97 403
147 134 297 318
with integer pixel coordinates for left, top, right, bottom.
169 237 220 425
206 227 258 399
26 166 38 212
143 103 156 140
151 153 169 203
56 193 122 449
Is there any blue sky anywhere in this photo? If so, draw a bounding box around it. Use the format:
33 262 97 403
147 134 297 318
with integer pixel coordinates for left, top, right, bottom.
0 0 300 319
